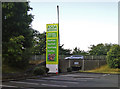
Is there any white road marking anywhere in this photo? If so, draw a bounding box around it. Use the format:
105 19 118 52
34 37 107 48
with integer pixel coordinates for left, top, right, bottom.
102 74 110 76
10 81 39 85
76 78 94 79
0 84 17 88
102 74 108 76
27 78 87 84
26 79 46 82
49 80 79 84
60 75 78 77
41 83 67 87
62 81 79 84
43 77 60 79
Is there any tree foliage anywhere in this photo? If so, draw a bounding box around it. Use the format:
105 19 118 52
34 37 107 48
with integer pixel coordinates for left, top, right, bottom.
59 44 71 55
32 30 46 55
2 2 34 68
32 30 72 55
72 47 88 56
89 43 113 55
106 45 120 68
3 36 28 67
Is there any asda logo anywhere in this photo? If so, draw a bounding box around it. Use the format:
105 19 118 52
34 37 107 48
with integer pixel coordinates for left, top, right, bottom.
47 25 57 31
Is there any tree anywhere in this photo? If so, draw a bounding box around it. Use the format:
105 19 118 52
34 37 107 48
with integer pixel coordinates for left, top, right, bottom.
59 44 71 55
3 36 28 67
2 2 34 68
32 30 71 55
89 43 113 56
73 47 81 55
106 44 120 68
32 31 46 55
72 47 88 56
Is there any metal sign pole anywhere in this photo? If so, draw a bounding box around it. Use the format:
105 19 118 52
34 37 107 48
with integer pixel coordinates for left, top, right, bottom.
57 5 60 46
57 5 60 74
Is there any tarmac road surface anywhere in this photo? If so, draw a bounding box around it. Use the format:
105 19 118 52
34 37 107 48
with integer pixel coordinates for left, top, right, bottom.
1 73 119 89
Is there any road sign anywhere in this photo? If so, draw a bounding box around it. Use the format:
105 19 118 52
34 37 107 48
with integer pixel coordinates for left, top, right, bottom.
46 24 58 73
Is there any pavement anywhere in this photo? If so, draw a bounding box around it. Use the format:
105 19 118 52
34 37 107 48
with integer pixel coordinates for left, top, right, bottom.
1 72 119 89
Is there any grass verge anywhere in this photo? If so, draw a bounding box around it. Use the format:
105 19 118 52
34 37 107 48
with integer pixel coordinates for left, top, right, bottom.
80 65 120 74
2 64 26 73
2 60 45 73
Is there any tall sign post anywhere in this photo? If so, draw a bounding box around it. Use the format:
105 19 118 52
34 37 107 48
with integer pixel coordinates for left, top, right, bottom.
46 24 59 73
57 5 60 45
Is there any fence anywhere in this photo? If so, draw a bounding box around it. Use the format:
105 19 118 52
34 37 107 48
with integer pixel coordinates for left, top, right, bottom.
84 55 106 60
30 55 107 72
30 55 106 60
30 55 46 60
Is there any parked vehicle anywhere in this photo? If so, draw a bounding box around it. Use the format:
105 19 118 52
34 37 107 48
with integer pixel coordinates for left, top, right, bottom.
65 55 84 59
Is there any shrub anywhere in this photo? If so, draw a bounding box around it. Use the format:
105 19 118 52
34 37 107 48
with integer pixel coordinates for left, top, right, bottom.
106 45 120 68
67 67 72 72
41 66 49 73
45 67 49 73
33 66 46 75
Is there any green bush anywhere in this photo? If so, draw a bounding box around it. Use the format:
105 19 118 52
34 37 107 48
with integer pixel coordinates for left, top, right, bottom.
33 66 46 75
67 67 72 72
41 66 49 73
45 67 49 73
106 45 120 68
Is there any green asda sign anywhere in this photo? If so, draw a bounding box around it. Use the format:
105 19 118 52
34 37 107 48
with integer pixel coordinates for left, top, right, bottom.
47 25 57 31
46 24 58 64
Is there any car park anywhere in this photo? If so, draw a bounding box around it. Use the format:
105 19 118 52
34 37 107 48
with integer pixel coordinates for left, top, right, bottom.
65 55 84 59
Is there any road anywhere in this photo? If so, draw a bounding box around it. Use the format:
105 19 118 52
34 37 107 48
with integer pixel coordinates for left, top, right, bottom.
1 73 119 89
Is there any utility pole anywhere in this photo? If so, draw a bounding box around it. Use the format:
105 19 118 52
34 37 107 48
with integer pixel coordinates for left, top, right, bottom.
57 5 60 46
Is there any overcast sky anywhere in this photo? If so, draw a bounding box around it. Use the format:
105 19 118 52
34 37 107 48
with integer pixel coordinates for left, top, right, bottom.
29 0 118 51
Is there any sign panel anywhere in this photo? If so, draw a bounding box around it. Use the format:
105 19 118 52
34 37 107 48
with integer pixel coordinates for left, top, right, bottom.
46 24 58 73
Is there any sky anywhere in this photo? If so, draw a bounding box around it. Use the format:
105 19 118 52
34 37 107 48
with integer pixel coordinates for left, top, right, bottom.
29 0 118 51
